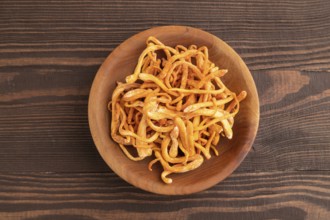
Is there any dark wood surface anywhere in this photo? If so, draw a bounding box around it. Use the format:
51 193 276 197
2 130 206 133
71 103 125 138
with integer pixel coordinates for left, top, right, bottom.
0 0 329 219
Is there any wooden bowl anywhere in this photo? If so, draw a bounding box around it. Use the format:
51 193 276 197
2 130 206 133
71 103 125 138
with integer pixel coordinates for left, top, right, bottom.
88 26 259 195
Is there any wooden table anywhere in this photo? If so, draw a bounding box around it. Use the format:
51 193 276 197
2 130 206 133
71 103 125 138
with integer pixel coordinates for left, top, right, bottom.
1 0 329 219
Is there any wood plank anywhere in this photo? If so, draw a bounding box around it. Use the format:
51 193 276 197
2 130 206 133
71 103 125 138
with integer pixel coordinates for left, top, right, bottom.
240 70 330 171
0 171 329 219
0 0 329 172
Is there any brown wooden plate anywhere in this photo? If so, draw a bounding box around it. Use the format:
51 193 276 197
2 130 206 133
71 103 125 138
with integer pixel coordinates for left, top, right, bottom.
88 26 259 195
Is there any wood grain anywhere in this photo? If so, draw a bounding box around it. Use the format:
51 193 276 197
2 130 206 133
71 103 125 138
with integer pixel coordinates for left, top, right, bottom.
0 171 329 219
0 0 329 217
0 0 329 172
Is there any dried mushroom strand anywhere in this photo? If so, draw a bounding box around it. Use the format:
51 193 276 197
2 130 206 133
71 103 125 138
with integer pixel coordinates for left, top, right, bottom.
109 36 247 184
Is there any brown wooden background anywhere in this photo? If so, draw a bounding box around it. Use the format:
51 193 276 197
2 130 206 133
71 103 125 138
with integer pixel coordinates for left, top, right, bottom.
0 0 329 219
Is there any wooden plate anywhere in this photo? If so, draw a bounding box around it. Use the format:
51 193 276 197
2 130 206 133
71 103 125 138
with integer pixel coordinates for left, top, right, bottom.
88 26 259 195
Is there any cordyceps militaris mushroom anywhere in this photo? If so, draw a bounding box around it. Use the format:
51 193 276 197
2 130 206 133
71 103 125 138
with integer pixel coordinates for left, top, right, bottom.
109 36 246 184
